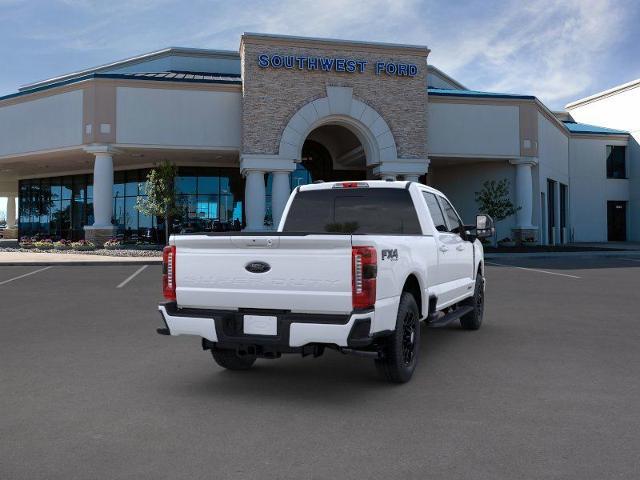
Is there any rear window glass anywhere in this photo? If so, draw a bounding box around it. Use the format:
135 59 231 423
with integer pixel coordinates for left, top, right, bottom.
283 188 422 234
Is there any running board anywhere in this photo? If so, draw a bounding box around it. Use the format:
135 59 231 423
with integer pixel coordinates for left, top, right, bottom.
427 305 473 328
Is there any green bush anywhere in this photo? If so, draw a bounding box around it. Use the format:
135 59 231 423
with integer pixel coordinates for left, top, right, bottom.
33 240 54 250
71 240 96 251
54 240 73 250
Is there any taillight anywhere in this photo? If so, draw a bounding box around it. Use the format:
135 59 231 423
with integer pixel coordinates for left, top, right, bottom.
352 246 377 310
162 245 176 300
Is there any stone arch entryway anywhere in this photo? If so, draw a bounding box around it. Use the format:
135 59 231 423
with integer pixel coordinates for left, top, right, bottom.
278 86 398 168
240 86 428 230
300 125 367 181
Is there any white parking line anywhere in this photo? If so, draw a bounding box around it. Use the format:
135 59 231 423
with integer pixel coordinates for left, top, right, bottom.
0 266 53 286
486 261 581 279
116 265 149 289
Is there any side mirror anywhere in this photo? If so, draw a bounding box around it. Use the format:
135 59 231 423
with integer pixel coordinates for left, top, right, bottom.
475 214 495 239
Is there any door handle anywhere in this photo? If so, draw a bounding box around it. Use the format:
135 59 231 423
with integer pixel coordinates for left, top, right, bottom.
439 245 449 253
456 245 465 251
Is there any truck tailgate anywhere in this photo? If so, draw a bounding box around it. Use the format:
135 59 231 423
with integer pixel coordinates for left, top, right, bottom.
173 234 353 314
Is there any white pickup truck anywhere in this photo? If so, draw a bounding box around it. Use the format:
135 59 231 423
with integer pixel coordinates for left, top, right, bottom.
157 180 494 383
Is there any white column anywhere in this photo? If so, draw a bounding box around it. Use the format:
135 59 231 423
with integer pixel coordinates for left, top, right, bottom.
6 195 16 228
244 170 266 231
511 158 537 229
241 154 296 232
271 171 290 229
373 159 429 183
91 152 115 227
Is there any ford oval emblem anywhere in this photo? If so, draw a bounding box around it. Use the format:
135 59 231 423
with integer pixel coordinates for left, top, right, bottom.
245 261 271 274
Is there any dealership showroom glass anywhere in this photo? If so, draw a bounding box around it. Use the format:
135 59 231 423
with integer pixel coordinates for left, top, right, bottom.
0 33 637 244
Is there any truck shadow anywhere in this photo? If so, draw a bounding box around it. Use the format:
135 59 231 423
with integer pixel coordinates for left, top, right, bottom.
169 323 473 406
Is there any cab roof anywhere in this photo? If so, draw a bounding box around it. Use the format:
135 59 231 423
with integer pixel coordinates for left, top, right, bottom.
297 180 445 196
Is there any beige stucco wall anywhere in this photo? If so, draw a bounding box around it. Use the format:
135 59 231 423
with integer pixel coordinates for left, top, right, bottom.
116 86 242 148
427 101 520 157
240 36 428 160
0 90 83 157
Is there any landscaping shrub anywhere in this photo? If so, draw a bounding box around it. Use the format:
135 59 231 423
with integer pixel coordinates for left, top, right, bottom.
71 240 96 251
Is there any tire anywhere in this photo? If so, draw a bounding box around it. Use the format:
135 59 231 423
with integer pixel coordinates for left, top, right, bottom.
460 272 484 330
375 292 421 384
211 348 256 371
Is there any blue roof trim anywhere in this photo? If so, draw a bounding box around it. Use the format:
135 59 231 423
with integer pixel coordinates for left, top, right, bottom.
0 72 242 102
428 87 535 100
562 121 628 135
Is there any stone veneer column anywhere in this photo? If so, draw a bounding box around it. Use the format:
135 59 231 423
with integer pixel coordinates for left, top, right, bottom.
84 145 117 245
510 157 538 242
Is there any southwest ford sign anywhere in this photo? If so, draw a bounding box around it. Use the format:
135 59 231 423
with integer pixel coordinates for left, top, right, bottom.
257 54 418 77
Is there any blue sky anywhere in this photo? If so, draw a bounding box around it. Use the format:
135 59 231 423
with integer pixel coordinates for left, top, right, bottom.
1 0 639 108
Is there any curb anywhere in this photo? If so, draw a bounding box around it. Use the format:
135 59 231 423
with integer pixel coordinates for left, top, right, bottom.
0 260 162 266
485 251 640 259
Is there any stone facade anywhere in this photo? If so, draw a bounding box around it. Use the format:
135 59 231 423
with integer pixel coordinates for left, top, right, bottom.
240 35 429 161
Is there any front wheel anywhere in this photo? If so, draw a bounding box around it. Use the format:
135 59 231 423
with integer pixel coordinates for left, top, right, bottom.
211 348 256 370
460 272 484 330
375 292 421 383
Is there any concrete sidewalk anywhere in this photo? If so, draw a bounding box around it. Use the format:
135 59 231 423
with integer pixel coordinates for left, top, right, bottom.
568 242 640 251
0 251 162 266
486 250 640 259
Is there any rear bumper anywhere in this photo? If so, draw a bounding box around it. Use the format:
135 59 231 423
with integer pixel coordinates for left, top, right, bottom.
157 301 378 350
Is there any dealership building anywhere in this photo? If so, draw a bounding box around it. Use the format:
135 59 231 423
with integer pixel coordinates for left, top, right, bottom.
0 33 637 244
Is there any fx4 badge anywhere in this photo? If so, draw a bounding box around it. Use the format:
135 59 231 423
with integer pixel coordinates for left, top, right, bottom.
381 249 399 261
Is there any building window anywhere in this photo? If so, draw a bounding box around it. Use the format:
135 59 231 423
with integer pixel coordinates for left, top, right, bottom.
265 163 313 227
18 174 92 240
113 169 159 241
18 167 244 241
173 167 244 234
606 145 626 179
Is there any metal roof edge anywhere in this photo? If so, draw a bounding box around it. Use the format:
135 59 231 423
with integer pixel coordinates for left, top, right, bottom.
563 121 629 136
428 88 535 100
2 72 242 103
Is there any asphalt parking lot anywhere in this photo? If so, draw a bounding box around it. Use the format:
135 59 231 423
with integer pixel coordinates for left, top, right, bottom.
1 256 640 479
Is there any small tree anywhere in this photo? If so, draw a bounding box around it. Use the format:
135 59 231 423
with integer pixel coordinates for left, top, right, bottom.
136 161 180 244
475 179 520 244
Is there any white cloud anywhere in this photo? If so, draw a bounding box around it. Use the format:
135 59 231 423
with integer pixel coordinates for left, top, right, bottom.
3 0 635 108
426 0 631 107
